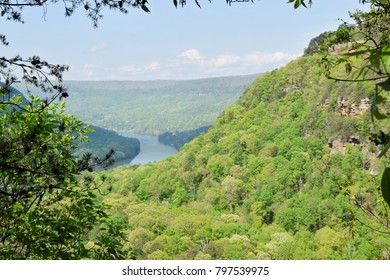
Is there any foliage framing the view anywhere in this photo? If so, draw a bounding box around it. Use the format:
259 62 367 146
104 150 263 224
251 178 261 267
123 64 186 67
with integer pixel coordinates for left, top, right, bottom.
0 94 130 259
0 0 149 259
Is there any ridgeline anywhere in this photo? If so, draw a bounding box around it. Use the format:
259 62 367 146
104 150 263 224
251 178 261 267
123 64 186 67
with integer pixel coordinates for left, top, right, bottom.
100 54 390 260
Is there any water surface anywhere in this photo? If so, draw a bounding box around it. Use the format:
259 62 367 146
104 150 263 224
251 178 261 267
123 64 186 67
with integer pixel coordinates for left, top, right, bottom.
119 132 178 165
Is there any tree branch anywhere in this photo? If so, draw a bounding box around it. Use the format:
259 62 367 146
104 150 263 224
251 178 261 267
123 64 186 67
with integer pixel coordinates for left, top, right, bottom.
0 0 48 6
327 75 389 83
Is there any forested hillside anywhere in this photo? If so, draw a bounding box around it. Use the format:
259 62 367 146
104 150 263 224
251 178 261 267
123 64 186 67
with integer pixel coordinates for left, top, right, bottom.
62 75 258 135
158 125 212 151
99 54 390 260
75 125 140 163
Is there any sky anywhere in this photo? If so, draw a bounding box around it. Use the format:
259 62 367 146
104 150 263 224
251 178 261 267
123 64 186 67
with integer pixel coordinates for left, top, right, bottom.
1 0 368 81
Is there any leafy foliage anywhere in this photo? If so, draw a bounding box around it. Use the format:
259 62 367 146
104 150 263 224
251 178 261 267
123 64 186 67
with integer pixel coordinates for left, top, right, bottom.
158 125 211 151
291 0 390 207
99 53 390 260
315 1 390 206
0 92 127 259
76 125 140 163
382 167 390 208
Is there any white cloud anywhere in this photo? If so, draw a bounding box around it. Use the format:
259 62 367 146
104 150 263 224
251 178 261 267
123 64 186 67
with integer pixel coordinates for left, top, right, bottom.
114 49 298 80
213 54 241 67
144 62 161 71
83 64 98 69
241 51 298 65
173 49 298 73
178 49 204 61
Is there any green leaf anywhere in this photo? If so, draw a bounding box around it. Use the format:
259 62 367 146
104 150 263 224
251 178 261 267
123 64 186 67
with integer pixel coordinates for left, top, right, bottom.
381 167 390 207
376 93 386 104
345 62 352 74
141 5 150 13
378 142 390 158
374 108 387 120
371 92 388 122
378 78 390 92
294 0 300 9
173 0 178 7
381 45 390 74
368 50 381 69
343 49 371 57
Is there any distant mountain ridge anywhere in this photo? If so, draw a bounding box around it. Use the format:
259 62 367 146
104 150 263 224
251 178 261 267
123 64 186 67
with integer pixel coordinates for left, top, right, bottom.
62 74 259 135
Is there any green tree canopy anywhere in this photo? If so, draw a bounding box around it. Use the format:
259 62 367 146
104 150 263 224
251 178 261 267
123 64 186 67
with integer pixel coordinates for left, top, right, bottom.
0 93 130 259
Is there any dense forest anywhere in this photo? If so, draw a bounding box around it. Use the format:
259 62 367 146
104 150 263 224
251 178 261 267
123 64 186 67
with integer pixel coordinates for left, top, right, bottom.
158 126 212 151
1 45 389 261
75 125 140 164
62 75 257 135
96 53 390 260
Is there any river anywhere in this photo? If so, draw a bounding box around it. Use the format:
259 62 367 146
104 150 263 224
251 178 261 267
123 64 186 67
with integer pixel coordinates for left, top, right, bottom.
119 132 178 165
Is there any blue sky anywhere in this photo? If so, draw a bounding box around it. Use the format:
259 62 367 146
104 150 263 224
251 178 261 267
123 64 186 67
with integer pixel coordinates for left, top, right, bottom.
2 0 367 81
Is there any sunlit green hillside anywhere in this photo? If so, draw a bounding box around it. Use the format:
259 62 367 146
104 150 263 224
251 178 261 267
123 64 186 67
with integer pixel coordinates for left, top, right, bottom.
99 54 390 260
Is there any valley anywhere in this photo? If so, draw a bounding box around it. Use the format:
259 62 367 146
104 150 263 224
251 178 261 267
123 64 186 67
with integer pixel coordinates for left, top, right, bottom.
96 53 390 260
62 74 258 135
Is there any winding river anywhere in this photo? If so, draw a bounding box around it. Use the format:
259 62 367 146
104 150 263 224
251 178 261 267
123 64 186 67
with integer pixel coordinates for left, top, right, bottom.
119 132 178 165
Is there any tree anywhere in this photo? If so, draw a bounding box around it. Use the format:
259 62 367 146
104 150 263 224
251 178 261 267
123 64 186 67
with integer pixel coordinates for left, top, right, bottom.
0 0 151 102
0 93 129 259
0 0 163 259
221 175 244 211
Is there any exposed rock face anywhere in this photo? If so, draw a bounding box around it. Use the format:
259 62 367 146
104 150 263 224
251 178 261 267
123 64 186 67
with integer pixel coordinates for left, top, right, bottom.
328 138 347 155
323 96 380 175
327 136 382 176
329 42 353 55
362 146 381 176
283 86 300 94
337 97 370 117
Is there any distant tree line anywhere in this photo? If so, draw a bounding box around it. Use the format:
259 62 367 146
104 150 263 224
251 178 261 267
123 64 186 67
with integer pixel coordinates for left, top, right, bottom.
76 125 140 163
158 125 212 151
